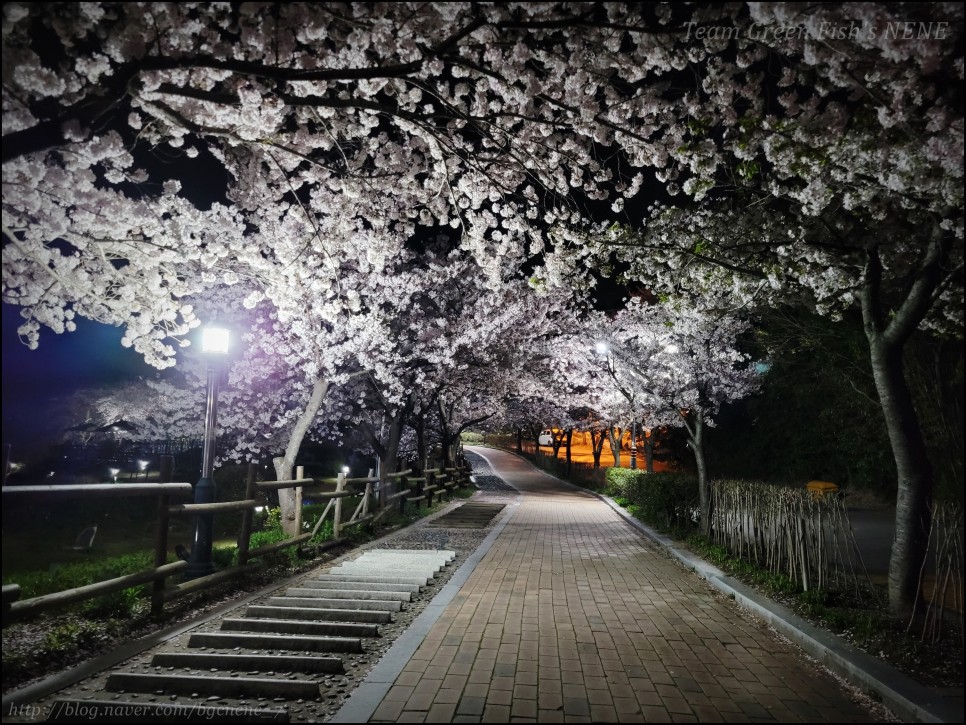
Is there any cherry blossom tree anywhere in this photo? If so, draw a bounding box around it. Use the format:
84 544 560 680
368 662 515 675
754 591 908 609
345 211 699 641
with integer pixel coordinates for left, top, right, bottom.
5 2 960 613
564 3 962 613
598 300 762 536
2 1 701 369
333 254 565 473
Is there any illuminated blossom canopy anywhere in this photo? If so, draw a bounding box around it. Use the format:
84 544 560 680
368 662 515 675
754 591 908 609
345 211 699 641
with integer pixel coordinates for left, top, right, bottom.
3 3 962 611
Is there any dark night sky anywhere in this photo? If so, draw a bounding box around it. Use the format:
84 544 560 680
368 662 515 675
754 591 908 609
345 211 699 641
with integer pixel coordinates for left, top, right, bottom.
2 302 151 457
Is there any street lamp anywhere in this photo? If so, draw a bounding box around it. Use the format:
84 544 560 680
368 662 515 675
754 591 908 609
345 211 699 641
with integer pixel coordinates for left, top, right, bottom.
138 460 148 480
109 467 120 483
186 324 230 579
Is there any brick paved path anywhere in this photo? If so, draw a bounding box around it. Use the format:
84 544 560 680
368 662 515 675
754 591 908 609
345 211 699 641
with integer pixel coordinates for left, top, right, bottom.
367 448 884 723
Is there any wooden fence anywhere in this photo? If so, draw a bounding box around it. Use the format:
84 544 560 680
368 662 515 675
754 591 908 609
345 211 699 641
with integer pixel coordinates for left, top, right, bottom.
710 479 872 596
2 459 471 624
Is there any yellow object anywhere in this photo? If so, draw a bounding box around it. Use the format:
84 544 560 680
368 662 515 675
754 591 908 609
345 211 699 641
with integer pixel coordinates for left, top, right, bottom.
806 480 839 497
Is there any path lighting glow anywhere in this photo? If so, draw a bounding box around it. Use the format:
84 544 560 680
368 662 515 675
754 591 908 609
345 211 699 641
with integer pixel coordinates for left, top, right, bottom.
201 325 230 355
109 467 120 483
342 466 351 474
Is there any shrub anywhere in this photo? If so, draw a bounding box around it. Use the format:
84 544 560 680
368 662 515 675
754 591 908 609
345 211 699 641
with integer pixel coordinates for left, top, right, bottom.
247 508 299 566
41 620 102 655
309 519 334 544
212 545 237 569
82 586 144 618
606 468 699 535
460 431 485 444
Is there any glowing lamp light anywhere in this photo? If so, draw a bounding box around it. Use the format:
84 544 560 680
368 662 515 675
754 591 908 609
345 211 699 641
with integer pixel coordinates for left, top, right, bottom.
201 326 230 355
109 467 120 482
595 341 609 355
139 460 148 471
188 323 232 579
342 466 351 474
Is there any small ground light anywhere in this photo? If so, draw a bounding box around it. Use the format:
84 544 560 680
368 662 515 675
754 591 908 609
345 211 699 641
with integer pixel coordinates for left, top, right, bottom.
109 467 120 482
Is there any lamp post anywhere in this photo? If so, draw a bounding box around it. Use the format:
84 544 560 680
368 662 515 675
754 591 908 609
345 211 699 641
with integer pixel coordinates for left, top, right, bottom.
138 460 148 481
109 467 120 483
186 325 230 579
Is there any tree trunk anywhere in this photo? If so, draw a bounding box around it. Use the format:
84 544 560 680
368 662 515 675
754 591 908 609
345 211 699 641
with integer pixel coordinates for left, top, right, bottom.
860 240 943 616
565 428 573 476
438 398 453 469
590 429 605 468
869 337 934 616
685 410 710 538
273 377 330 536
551 431 564 458
607 425 622 467
415 414 426 474
643 430 654 473
516 428 523 453
382 412 405 476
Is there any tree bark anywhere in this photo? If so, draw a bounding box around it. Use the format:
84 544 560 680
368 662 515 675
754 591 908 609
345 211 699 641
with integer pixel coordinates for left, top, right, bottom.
590 428 605 468
692 410 710 537
272 377 330 537
643 429 655 473
861 241 943 616
565 428 573 476
868 337 934 615
607 425 623 467
414 413 426 475
679 409 709 537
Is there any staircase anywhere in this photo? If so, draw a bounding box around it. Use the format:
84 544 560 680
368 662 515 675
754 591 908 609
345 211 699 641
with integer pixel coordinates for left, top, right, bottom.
45 550 456 723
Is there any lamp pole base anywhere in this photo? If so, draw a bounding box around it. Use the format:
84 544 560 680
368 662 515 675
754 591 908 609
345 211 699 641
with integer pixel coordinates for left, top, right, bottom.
187 475 216 580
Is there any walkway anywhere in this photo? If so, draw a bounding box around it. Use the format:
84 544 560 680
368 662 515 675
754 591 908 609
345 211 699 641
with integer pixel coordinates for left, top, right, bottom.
339 447 886 723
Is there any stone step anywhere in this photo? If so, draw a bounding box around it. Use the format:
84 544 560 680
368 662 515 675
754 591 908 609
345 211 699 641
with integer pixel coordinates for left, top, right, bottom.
285 587 411 602
315 574 430 586
221 617 379 639
329 565 443 577
150 651 343 673
105 672 320 700
188 631 363 653
335 553 454 565
358 548 456 558
46 699 288 723
304 579 422 594
265 596 401 612
246 605 391 624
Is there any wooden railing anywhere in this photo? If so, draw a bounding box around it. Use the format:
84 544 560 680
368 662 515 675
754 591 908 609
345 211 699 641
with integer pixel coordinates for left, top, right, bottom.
2 458 472 624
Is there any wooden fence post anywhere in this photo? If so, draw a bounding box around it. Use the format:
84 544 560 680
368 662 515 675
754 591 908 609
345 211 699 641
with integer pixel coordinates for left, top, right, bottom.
295 465 304 538
152 454 175 616
365 469 373 517
333 471 345 539
151 491 170 617
237 463 257 566
398 472 408 515
159 455 173 484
